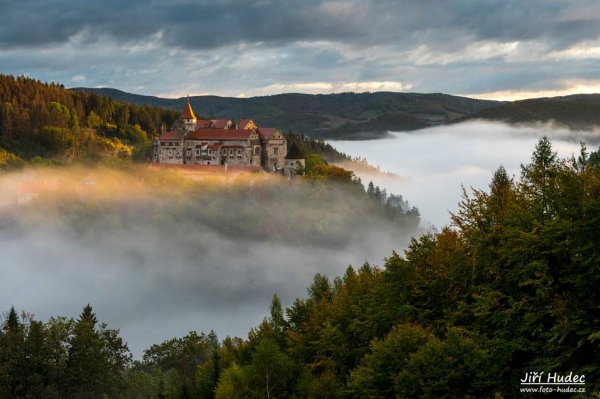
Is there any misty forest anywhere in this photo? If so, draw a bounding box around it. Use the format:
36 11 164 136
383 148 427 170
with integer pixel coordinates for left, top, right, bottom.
1 74 600 398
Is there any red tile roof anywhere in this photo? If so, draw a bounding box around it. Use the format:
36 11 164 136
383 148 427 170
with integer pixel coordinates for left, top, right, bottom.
159 131 185 140
258 128 277 139
238 119 253 129
211 119 231 129
196 119 212 128
208 143 223 150
188 129 252 141
180 100 196 120
285 141 305 160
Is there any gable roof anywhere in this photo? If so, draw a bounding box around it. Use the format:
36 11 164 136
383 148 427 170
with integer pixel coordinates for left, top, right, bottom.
258 128 277 139
196 119 212 128
180 100 196 120
159 131 185 140
285 142 305 160
211 119 231 129
238 119 255 130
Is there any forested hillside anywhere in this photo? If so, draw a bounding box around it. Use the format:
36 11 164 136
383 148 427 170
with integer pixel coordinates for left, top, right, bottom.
460 94 600 130
0 74 180 165
0 74 404 180
2 138 599 398
75 87 500 139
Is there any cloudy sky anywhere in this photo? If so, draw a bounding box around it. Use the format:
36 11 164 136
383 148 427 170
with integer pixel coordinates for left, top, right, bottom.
1 0 600 99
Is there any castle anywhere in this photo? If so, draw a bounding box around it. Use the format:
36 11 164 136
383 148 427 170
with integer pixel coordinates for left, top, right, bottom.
152 100 304 176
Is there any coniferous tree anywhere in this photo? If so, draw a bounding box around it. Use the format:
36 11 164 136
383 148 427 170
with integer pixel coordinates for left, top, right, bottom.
366 181 375 198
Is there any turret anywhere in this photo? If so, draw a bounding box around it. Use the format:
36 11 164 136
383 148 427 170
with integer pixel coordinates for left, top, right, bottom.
179 97 197 132
283 141 305 178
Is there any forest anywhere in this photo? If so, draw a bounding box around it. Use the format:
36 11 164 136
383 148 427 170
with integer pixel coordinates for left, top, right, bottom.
460 95 600 130
0 74 180 164
76 87 500 139
1 74 600 397
2 137 600 398
0 74 377 173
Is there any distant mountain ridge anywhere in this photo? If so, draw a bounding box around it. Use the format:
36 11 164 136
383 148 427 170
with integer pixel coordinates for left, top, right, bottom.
72 87 600 137
71 87 501 139
458 94 600 130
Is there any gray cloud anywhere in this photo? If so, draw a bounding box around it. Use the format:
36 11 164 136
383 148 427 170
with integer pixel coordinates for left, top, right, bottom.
1 0 599 99
1 0 598 52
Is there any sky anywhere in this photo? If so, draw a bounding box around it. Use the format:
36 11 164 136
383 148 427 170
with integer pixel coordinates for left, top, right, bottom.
1 0 600 100
331 120 600 228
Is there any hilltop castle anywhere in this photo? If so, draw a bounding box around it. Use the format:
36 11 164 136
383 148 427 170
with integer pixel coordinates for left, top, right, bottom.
152 100 304 176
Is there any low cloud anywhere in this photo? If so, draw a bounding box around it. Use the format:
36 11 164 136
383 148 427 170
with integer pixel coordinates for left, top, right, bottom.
330 120 599 228
0 169 414 357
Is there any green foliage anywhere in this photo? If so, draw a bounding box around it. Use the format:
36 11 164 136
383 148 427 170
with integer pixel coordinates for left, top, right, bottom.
220 137 598 397
0 304 129 399
5 137 600 398
0 147 25 171
394 329 498 398
462 95 600 130
308 163 355 182
79 87 499 138
142 331 215 378
304 153 327 172
65 304 131 398
0 74 179 160
285 131 351 163
347 324 433 398
320 112 429 140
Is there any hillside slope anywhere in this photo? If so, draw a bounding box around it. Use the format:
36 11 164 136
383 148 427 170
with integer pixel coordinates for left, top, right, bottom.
72 88 500 139
459 94 600 130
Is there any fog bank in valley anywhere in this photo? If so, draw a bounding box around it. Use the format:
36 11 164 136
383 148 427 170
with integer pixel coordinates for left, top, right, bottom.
331 120 599 228
0 169 415 357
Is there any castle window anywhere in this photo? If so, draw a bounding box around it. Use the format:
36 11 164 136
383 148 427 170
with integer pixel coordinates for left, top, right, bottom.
273 147 279 155
187 141 191 147
254 147 260 155
169 142 173 147
175 142 180 147
196 150 200 156
161 141 166 146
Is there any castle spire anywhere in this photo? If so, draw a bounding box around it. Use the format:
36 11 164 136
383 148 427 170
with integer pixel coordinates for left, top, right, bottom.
180 96 197 120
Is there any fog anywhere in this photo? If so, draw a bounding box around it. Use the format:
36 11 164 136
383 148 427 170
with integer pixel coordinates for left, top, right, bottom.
4 120 594 358
0 168 415 357
331 120 600 229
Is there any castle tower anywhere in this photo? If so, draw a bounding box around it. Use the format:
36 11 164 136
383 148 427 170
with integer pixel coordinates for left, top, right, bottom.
283 141 305 178
179 97 197 132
